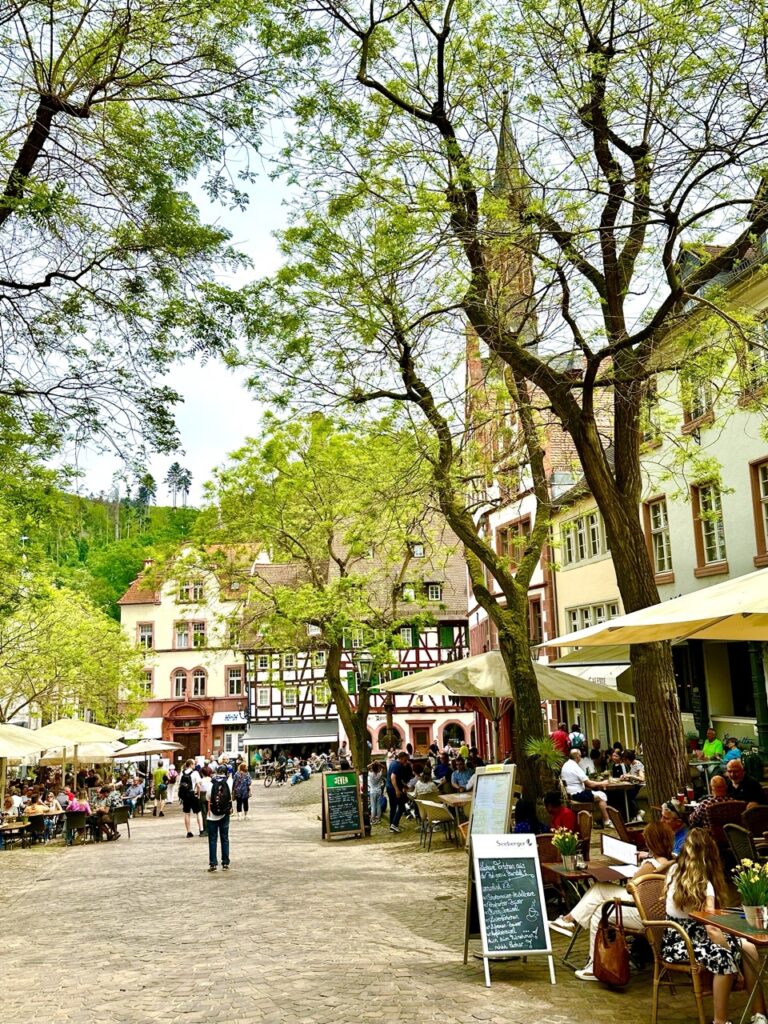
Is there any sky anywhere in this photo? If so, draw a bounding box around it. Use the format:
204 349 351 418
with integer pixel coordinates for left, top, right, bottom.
74 167 292 507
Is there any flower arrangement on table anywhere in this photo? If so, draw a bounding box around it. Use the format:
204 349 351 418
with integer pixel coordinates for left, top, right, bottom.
552 828 580 856
733 859 768 907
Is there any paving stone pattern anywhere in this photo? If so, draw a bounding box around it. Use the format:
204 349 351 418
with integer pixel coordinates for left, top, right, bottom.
0 783 736 1024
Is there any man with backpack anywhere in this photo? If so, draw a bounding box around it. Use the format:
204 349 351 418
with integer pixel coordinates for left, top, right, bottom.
207 764 233 872
178 758 203 838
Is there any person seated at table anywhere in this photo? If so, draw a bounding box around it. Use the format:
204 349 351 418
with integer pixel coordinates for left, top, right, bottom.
560 749 611 828
662 828 768 1024
123 778 144 816
543 791 577 832
620 748 644 820
722 736 742 765
609 749 628 778
25 794 48 815
701 727 725 761
41 790 63 839
468 747 485 768
413 765 440 800
724 758 765 809
579 746 596 776
549 821 675 980
434 753 452 783
2 792 23 818
513 799 547 835
65 789 92 845
85 769 100 789
661 798 689 854
93 786 122 840
450 757 475 793
687 774 738 830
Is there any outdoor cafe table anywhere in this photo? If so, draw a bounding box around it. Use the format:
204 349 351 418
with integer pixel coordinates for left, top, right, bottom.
543 861 633 968
436 791 472 825
688 759 723 794
0 821 30 847
601 778 644 820
689 909 768 1024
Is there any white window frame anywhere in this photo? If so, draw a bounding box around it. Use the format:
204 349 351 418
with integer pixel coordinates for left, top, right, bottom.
402 584 416 602
192 622 207 648
179 580 204 602
283 686 298 707
283 653 296 670
313 650 326 668
410 542 425 558
306 623 321 636
138 624 154 650
173 671 186 698
350 628 364 650
227 667 243 696
256 686 271 708
427 583 443 601
257 654 270 671
649 498 673 573
400 626 414 645
315 684 331 705
223 729 245 754
140 670 153 696
175 623 190 649
699 483 727 563
192 669 206 697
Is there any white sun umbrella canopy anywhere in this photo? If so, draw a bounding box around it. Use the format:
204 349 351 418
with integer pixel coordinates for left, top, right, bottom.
381 650 634 703
33 719 127 787
39 741 124 765
0 724 47 806
111 740 183 760
546 567 768 648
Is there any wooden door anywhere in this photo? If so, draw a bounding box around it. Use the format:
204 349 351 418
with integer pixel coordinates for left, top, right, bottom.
173 732 201 765
412 727 430 755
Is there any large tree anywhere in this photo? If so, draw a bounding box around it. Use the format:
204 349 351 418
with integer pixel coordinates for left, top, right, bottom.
196 413 451 775
248 0 768 806
0 0 303 457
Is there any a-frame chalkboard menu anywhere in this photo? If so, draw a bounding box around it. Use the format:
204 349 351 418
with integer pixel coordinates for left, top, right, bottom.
321 771 364 840
469 834 555 987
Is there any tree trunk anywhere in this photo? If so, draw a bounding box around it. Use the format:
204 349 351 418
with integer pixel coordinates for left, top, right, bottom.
497 600 544 800
324 641 372 832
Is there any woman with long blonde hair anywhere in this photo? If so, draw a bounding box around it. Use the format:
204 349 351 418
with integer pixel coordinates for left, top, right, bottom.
663 828 767 1024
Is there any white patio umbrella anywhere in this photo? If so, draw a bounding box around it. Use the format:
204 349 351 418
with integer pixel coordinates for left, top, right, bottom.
39 741 123 765
0 724 47 806
546 567 768 647
381 651 633 760
110 740 183 760
33 719 126 787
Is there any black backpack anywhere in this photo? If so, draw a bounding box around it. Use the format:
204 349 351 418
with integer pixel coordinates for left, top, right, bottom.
210 777 232 816
178 771 193 798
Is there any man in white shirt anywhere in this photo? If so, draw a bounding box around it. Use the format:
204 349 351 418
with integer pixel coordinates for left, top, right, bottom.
560 749 612 827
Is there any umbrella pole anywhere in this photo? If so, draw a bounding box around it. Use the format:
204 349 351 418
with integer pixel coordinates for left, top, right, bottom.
749 642 768 760
0 757 6 809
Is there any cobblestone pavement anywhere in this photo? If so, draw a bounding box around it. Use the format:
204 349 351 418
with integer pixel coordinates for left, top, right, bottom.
0 781 737 1024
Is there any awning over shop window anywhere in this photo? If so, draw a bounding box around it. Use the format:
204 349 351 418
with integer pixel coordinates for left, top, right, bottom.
242 719 339 747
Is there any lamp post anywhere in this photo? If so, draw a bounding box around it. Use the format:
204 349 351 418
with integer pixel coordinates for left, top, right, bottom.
353 649 374 836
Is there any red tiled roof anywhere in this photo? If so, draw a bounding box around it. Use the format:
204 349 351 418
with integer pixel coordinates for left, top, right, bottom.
117 576 159 606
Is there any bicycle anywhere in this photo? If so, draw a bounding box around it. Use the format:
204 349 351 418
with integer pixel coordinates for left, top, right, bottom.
263 762 287 787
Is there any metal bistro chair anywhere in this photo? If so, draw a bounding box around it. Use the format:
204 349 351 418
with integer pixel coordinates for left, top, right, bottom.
64 810 91 846
724 823 768 865
26 816 47 845
110 805 131 839
576 809 592 861
417 800 456 851
628 873 707 1024
742 804 768 838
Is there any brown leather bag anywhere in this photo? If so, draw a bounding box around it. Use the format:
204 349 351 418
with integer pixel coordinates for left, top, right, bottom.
593 899 631 986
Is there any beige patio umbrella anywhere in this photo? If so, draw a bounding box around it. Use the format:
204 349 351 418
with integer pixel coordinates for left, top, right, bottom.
0 724 47 806
381 651 633 760
110 740 183 759
34 719 126 787
546 567 768 647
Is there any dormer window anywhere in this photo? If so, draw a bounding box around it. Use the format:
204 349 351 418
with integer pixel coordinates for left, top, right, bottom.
409 542 425 558
179 580 204 602
427 583 443 601
402 584 416 602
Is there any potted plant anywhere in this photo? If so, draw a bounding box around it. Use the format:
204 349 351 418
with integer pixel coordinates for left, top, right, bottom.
733 859 768 927
552 827 581 871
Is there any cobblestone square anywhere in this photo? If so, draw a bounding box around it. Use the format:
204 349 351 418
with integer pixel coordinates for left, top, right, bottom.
0 780 739 1024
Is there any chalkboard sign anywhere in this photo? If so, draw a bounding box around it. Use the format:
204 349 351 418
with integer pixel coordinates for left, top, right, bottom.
469 764 516 839
322 771 364 840
469 834 555 987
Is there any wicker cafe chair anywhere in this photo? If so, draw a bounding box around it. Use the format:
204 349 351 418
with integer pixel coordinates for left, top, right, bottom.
724 823 768 865
606 805 646 849
576 809 592 861
704 800 746 846
628 873 707 1024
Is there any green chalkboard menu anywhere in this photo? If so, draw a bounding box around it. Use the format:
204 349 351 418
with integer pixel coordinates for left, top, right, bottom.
468 834 555 987
322 771 364 840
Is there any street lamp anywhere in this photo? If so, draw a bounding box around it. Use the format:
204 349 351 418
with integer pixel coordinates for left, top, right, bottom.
353 649 374 836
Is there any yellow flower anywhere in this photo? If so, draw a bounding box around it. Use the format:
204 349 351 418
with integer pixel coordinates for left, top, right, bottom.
743 859 754 868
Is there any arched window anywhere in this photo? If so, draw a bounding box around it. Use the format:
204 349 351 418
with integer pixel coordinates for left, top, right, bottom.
442 723 465 748
173 670 187 698
192 668 207 697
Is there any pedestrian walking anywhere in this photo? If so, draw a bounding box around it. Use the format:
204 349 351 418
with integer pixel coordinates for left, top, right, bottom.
207 764 233 872
197 766 213 835
166 763 179 804
152 760 168 818
178 759 204 838
233 762 252 820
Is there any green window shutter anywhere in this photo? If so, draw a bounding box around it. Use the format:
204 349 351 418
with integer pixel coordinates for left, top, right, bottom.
439 625 454 649
346 670 357 695
410 626 419 648
389 669 402 680
369 672 380 694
